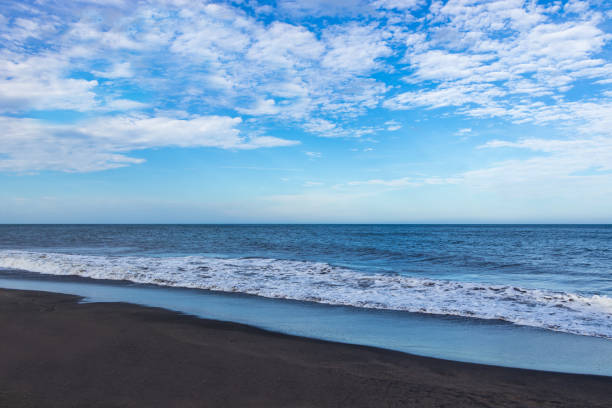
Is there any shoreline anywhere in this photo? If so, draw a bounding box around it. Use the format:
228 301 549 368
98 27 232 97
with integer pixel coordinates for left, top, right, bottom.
1 288 611 407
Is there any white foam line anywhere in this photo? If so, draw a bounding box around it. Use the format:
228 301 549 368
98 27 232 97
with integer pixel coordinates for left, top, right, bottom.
1 250 611 338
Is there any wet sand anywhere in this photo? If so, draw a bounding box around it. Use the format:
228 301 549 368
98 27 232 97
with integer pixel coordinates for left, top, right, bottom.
0 288 610 407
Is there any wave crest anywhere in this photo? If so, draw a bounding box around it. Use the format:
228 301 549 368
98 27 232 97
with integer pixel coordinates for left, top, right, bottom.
1 250 611 338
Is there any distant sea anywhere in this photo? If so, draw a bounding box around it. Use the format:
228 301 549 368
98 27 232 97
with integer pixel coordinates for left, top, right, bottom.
1 224 610 339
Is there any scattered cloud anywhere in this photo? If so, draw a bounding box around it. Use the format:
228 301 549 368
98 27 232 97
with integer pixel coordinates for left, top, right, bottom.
346 134 612 194
385 120 402 131
0 0 610 186
236 98 280 116
384 0 612 135
302 118 379 138
348 175 459 188
0 50 99 112
0 115 298 172
455 135 612 195
91 62 133 79
305 151 322 159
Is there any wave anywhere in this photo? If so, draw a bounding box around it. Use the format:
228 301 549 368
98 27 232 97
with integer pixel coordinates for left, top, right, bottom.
1 250 611 338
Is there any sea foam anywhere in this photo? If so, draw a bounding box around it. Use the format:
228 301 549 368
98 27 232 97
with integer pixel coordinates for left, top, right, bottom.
1 250 611 338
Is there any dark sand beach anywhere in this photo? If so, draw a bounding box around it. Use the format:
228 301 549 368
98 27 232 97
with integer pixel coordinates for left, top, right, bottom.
1 289 610 407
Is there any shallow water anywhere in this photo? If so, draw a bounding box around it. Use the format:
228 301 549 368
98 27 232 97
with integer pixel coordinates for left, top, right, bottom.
0 224 611 375
1 224 611 337
1 271 611 376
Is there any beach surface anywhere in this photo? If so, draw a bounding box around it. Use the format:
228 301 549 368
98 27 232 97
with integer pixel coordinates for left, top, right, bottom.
0 289 610 408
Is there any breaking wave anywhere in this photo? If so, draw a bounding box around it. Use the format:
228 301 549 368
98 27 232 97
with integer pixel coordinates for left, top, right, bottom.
1 250 611 338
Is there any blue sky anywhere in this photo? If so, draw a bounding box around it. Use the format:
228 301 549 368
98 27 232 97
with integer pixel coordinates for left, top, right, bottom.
1 0 611 223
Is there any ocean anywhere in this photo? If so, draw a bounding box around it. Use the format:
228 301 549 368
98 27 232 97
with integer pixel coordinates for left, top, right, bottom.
1 224 611 375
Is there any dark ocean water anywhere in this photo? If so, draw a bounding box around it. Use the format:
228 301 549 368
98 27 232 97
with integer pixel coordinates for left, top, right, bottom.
1 224 611 338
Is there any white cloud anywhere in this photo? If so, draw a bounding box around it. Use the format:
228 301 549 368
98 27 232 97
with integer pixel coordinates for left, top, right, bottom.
385 83 505 110
385 120 401 131
302 118 380 138
456 127 472 135
67 21 147 51
1 0 611 181
348 177 415 187
247 22 324 68
348 175 459 187
0 0 394 175
80 115 245 149
564 0 590 15
374 0 424 10
303 118 339 135
0 15 59 44
457 136 612 195
305 151 322 158
242 136 299 149
91 62 133 79
163 5 391 125
170 4 252 61
347 132 612 194
101 98 149 111
385 0 612 136
277 0 370 17
0 115 298 172
405 50 495 82
0 51 98 112
236 98 279 116
321 23 392 73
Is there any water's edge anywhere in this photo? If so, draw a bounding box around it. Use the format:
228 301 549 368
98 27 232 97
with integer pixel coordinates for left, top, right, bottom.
2 250 611 339
1 270 611 377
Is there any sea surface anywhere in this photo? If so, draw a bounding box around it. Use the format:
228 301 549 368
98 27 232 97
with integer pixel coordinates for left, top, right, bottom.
1 224 611 374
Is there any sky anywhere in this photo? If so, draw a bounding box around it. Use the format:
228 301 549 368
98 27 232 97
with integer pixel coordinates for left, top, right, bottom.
1 0 611 223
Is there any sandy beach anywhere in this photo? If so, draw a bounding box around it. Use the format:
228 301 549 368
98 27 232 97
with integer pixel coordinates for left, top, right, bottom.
0 288 610 407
